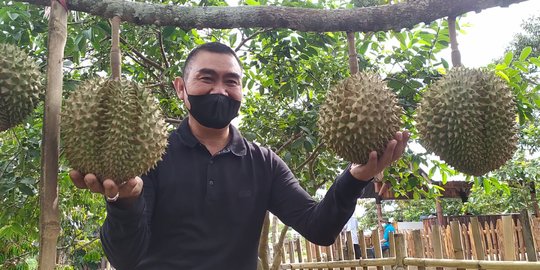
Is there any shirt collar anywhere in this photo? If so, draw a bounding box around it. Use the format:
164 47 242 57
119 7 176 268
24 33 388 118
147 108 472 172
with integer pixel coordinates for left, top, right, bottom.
177 118 247 157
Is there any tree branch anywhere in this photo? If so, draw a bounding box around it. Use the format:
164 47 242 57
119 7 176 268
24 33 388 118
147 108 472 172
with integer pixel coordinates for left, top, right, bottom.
157 28 170 69
235 28 271 52
19 0 526 32
275 132 303 155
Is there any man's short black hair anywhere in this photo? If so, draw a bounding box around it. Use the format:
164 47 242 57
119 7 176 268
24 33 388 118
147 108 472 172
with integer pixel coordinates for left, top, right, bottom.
182 42 242 78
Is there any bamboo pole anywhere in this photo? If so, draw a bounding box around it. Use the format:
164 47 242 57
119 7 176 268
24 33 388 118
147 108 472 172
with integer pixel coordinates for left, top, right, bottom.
280 258 396 269
501 215 516 261
38 1 67 269
519 209 538 262
411 230 426 270
470 217 485 260
403 258 540 270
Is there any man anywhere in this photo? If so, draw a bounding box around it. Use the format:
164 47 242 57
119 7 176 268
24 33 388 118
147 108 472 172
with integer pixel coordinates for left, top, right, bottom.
69 42 409 269
381 218 396 252
343 215 361 259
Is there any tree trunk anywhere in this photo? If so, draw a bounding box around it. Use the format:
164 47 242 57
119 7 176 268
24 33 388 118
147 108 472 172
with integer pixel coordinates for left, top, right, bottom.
20 0 526 32
530 182 540 217
38 0 67 269
258 211 270 270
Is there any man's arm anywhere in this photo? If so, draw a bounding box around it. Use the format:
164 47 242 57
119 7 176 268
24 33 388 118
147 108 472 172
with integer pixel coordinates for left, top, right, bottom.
268 154 370 246
99 172 156 269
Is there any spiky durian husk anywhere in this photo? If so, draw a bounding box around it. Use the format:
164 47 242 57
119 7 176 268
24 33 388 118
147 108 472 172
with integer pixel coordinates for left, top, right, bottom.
0 43 42 131
61 78 168 184
416 68 517 176
318 72 403 164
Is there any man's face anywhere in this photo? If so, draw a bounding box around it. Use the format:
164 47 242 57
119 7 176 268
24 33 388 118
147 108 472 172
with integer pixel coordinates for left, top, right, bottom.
174 51 243 110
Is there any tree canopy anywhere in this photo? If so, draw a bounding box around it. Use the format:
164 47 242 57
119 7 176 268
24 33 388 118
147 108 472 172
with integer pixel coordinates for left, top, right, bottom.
0 0 539 268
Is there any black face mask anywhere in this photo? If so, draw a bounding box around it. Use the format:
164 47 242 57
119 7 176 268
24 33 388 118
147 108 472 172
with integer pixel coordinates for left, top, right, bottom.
186 89 241 129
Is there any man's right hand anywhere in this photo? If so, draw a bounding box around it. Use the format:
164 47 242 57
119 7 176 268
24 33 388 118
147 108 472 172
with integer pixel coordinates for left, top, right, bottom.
69 170 143 207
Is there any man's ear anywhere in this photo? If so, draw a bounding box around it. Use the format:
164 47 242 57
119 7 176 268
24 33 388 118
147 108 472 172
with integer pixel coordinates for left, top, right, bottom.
173 77 185 100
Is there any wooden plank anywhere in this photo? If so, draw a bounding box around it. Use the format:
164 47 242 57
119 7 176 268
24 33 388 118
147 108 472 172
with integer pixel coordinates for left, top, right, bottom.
402 258 540 270
502 215 516 261
394 234 406 269
517 219 525 260
315 244 322 262
450 221 465 270
336 233 344 261
372 229 383 270
470 217 485 260
431 225 443 270
296 238 303 265
462 223 471 259
358 229 368 270
389 232 395 257
519 209 538 262
289 240 296 263
412 230 426 270
304 239 313 270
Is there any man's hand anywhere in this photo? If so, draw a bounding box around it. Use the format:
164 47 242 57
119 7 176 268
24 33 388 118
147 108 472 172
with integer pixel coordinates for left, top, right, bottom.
350 131 409 181
69 170 143 207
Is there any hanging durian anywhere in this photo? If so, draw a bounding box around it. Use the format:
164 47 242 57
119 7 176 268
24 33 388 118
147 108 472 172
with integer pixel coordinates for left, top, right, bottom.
416 16 517 176
61 18 168 184
416 67 517 176
0 43 43 132
318 72 403 164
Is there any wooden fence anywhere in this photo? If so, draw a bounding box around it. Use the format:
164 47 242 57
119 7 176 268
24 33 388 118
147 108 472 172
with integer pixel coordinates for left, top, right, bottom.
279 214 540 269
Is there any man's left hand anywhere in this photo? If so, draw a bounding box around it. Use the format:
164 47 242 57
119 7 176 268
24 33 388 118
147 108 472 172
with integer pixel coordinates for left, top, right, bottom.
350 131 410 181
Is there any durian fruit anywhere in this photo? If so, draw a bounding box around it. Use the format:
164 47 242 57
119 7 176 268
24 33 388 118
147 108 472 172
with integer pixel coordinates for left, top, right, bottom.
61 78 168 184
0 43 43 132
318 72 403 164
416 67 517 176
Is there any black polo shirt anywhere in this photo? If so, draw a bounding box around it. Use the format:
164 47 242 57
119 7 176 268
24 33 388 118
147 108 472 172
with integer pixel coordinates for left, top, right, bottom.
100 118 369 270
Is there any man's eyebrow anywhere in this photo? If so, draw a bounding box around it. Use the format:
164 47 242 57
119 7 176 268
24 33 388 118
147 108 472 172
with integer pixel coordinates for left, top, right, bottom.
196 68 241 80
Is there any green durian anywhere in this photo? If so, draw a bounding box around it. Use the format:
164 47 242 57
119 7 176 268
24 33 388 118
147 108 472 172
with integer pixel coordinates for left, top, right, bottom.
61 78 168 184
0 43 43 131
318 72 403 164
416 67 518 176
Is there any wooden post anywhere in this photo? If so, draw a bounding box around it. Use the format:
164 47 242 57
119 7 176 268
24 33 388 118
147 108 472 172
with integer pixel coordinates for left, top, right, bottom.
296 238 303 264
289 239 296 263
38 1 67 269
346 231 355 260
435 199 445 227
394 234 406 270
519 209 538 262
470 217 485 260
337 233 344 261
450 221 465 270
372 229 383 270
502 215 516 261
305 239 313 270
412 230 426 270
315 245 322 262
358 230 368 270
389 232 395 257
431 225 444 270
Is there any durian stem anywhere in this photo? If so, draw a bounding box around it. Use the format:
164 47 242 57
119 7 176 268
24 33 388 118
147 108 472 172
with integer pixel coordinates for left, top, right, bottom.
110 16 122 80
346 32 359 75
38 0 67 269
448 16 462 68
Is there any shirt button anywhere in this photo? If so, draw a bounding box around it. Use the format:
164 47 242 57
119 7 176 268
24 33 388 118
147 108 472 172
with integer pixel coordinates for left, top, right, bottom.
209 180 214 186
209 160 214 165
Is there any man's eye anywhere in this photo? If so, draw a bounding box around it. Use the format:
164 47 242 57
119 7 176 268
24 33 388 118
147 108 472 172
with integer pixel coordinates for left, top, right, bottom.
201 77 212 81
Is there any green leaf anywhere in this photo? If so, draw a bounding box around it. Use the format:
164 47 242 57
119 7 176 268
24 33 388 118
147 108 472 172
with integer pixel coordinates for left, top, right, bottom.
519 46 532 61
529 57 540 68
245 0 260 5
503 51 513 66
495 71 510 82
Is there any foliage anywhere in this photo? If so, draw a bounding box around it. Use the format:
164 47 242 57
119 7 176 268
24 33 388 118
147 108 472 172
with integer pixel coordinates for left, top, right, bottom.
0 0 538 268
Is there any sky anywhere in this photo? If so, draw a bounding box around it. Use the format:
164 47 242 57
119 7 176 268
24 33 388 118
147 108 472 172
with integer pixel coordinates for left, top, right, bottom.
447 0 540 67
